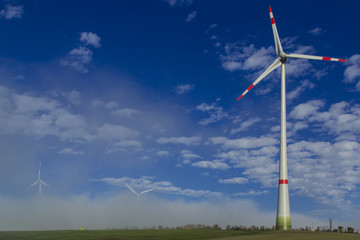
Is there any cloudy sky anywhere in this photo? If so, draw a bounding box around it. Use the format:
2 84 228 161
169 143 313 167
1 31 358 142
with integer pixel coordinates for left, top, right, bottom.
0 0 359 230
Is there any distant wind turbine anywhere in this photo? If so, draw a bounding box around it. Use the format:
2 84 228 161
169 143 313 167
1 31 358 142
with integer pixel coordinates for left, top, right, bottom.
126 184 153 197
237 6 347 230
27 162 50 196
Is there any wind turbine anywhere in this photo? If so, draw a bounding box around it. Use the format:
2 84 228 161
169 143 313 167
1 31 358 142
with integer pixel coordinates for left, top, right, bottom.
126 184 153 197
237 6 346 230
27 161 50 196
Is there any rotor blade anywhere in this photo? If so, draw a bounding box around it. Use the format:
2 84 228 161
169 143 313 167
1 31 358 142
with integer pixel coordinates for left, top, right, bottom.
39 179 50 188
269 6 283 56
26 181 39 190
139 189 154 195
126 184 138 195
38 161 42 179
237 58 281 100
286 53 347 62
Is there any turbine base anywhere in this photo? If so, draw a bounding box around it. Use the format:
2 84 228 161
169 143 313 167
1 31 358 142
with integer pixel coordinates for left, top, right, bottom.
276 216 292 230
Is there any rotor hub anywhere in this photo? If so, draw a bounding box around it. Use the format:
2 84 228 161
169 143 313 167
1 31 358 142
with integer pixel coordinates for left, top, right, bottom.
279 51 287 63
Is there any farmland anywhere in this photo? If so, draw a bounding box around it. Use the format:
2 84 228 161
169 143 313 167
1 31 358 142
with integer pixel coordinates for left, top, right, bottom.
0 230 358 240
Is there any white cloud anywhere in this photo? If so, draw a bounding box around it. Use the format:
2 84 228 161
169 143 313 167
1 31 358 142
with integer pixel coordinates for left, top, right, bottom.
174 84 195 95
156 136 202 146
186 11 197 22
344 54 360 90
58 148 84 155
80 32 101 48
97 124 139 142
220 43 274 72
289 100 325 120
110 108 140 118
196 103 228 125
0 5 23 19
105 101 118 110
209 136 277 150
0 86 95 142
308 27 323 36
156 150 170 157
219 177 248 184
62 90 81 105
230 117 261 135
161 0 193 7
191 160 229 170
234 190 269 196
61 46 93 73
287 80 315 101
106 140 143 153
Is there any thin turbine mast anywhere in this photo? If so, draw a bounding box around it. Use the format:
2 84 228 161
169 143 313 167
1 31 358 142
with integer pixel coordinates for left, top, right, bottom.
27 161 50 196
237 6 346 230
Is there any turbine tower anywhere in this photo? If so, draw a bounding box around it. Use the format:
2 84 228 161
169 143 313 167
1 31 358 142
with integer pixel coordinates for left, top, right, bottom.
27 161 50 196
237 6 346 230
126 184 153 197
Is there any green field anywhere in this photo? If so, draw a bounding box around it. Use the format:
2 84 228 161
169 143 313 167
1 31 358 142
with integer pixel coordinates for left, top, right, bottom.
0 230 358 240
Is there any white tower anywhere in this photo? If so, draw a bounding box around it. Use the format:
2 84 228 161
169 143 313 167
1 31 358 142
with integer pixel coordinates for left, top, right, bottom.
237 6 346 230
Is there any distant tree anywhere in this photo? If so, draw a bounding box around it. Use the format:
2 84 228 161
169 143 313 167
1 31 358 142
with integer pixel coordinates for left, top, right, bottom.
338 226 343 233
226 225 231 231
157 225 164 230
212 224 221 230
347 227 354 233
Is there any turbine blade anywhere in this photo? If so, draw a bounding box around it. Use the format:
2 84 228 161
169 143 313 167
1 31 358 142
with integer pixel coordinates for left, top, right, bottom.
39 179 50 188
126 184 138 195
139 189 154 195
286 53 347 62
269 6 283 56
38 161 41 179
237 58 281 100
26 181 39 190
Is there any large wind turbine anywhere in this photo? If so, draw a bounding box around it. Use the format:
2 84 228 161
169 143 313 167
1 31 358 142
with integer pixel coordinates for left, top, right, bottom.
27 162 50 196
237 6 346 230
126 184 153 197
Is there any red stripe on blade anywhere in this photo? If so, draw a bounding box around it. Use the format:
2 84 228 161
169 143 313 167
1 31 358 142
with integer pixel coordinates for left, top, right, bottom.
237 95 243 101
279 179 288 184
322 57 331 61
269 6 272 13
247 84 254 91
271 18 275 24
339 59 347 62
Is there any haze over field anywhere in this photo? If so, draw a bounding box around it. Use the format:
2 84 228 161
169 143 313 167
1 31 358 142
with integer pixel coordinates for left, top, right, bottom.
0 0 359 230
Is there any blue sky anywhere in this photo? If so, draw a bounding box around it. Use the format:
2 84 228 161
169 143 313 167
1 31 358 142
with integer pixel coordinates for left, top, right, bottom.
0 0 359 230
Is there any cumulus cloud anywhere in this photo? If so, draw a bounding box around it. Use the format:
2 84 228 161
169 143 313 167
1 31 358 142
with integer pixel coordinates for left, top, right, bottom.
234 190 269 196
191 160 229 170
80 32 102 48
110 108 140 118
174 84 195 95
186 11 197 22
287 80 315 101
289 100 325 120
0 86 95 142
344 54 360 90
230 117 261 135
196 102 228 125
156 136 202 146
61 46 93 73
219 177 248 184
58 148 84 155
161 0 193 7
0 5 23 19
156 150 170 157
308 27 323 36
62 90 81 105
106 140 143 153
97 124 139 142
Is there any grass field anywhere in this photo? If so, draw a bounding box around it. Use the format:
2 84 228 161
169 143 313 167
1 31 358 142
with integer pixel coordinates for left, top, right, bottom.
0 229 358 240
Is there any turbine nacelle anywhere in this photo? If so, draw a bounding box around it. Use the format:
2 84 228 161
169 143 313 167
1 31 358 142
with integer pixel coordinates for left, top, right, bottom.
279 51 287 63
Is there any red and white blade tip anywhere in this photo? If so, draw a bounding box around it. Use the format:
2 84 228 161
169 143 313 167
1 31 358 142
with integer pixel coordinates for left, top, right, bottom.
269 6 272 12
322 57 347 62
